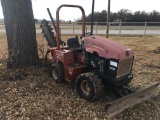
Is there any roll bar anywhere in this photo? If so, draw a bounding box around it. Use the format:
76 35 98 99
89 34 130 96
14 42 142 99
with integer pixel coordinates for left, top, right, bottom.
56 4 86 50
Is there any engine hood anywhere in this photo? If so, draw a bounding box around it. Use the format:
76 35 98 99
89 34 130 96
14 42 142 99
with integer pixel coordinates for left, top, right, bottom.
83 36 134 59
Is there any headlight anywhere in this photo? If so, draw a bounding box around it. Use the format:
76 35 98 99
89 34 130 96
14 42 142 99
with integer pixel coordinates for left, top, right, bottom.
110 61 118 67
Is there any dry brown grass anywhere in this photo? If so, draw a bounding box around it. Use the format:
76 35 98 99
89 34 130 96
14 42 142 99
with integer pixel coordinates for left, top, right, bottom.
0 33 160 119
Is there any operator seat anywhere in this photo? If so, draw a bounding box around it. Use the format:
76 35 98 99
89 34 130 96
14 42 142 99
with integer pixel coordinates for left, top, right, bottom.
67 37 82 62
67 37 82 53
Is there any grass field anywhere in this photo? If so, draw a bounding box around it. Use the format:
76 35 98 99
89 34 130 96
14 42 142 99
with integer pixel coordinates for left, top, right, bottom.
0 33 160 119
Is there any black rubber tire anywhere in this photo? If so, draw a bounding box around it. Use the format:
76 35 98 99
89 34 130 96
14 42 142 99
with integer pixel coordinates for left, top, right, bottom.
51 62 65 83
75 72 103 101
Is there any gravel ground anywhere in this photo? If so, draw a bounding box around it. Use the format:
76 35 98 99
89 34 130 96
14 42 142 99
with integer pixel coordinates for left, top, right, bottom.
0 33 160 119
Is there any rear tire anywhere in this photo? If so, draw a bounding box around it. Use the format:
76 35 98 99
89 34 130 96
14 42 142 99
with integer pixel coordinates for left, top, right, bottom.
51 62 65 83
75 72 103 101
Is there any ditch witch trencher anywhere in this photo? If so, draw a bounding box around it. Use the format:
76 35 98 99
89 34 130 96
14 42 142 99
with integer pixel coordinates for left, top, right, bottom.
40 0 159 118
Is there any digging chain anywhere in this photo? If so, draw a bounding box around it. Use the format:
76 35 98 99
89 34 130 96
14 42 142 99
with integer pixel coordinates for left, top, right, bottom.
40 19 66 47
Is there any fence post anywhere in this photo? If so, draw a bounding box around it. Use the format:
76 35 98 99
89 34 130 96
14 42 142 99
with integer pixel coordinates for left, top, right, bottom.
144 21 147 37
119 21 122 37
73 22 74 35
95 21 97 35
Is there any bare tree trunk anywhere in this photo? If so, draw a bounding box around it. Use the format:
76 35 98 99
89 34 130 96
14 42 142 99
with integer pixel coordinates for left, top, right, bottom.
1 0 39 68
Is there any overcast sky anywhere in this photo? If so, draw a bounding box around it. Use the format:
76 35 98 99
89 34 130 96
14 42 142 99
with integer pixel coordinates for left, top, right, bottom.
0 0 160 21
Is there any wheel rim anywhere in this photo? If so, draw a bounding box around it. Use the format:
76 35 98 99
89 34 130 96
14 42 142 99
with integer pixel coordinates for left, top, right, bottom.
52 68 58 80
81 80 90 95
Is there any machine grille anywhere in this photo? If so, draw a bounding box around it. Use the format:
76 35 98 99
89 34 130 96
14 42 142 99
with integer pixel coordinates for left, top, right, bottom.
116 57 133 78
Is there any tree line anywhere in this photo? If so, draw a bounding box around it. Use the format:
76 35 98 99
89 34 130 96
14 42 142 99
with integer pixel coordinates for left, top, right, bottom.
77 9 160 23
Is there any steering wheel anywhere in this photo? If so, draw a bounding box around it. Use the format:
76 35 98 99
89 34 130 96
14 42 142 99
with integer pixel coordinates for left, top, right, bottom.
80 32 91 39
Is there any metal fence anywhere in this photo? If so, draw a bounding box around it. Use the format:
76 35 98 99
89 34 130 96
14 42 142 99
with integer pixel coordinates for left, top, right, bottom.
0 22 160 37
56 22 160 37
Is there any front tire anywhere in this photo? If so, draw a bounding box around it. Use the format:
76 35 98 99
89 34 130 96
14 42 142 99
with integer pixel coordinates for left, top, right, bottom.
75 72 103 101
51 62 65 83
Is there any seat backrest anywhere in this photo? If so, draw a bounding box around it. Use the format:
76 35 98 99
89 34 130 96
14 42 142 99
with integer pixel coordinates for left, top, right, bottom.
67 38 81 51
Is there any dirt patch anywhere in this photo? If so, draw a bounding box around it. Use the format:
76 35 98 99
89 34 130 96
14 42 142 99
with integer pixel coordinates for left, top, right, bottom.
0 33 160 119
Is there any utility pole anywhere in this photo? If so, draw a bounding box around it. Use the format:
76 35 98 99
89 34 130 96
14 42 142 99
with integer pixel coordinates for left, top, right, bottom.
106 0 111 38
91 0 95 35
